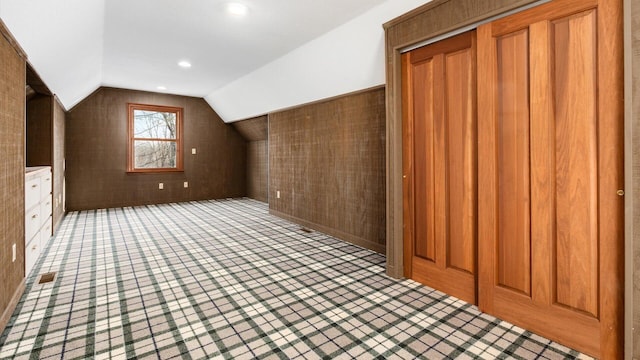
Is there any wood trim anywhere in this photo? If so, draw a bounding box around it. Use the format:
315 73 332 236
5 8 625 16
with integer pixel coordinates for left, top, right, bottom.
623 0 640 357
127 103 184 173
269 209 386 254
383 0 540 30
0 279 25 335
0 18 27 60
401 52 413 278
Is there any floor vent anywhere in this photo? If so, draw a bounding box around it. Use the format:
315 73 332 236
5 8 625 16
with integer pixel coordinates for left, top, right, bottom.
39 272 56 284
301 227 313 233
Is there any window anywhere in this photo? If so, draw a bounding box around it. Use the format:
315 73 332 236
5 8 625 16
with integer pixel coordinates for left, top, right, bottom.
127 103 183 172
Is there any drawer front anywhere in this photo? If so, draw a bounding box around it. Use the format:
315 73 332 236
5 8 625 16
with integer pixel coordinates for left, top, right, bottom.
40 171 52 197
41 216 52 246
41 194 53 220
26 234 41 277
25 177 41 210
25 206 41 242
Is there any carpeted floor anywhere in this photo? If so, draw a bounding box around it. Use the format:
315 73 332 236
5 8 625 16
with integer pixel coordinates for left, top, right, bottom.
0 198 588 359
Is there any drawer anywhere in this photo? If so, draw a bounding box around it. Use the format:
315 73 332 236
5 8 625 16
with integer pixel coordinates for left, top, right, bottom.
25 176 41 210
41 194 52 219
41 216 52 246
25 234 41 277
40 171 52 197
25 206 41 242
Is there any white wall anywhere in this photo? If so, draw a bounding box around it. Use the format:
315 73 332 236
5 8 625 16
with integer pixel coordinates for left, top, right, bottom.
0 0 104 108
205 0 430 122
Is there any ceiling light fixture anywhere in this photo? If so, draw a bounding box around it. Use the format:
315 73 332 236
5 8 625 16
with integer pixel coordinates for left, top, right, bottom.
226 2 248 16
157 86 167 90
178 60 192 68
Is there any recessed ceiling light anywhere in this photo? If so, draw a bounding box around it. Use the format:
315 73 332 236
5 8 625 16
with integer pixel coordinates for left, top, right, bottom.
227 2 248 16
178 60 192 68
157 86 167 90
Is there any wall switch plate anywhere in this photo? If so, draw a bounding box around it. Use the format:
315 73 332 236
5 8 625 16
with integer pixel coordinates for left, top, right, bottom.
184 181 189 188
159 183 164 190
12 243 16 262
191 148 197 155
276 191 280 199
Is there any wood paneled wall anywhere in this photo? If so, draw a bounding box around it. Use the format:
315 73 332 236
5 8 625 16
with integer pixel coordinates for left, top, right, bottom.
0 20 26 334
232 116 268 141
269 87 386 253
383 0 541 277
26 95 53 166
52 97 65 230
233 116 268 203
65 87 246 211
247 141 268 202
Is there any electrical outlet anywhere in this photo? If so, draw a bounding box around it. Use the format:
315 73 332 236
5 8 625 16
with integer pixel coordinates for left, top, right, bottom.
159 183 164 190
12 243 16 262
191 148 197 155
276 191 280 199
184 181 189 188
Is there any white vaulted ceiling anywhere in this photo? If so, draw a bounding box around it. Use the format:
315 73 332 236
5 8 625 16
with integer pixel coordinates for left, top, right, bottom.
0 0 429 121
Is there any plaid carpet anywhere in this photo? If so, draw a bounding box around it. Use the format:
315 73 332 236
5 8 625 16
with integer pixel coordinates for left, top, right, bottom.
0 198 588 359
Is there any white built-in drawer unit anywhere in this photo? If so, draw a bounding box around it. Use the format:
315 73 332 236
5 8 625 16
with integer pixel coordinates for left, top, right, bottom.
25 166 52 277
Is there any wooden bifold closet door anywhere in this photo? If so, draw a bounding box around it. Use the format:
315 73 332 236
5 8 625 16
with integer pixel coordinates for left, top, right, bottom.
476 0 623 358
402 0 623 357
402 31 477 305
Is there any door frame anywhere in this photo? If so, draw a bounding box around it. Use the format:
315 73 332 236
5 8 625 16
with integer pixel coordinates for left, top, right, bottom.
384 0 635 357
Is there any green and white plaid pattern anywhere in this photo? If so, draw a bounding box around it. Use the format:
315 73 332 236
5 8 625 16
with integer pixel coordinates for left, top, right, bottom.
0 199 589 359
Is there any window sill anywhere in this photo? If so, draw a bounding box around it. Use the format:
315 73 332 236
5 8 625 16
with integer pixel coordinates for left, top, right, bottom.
126 169 185 174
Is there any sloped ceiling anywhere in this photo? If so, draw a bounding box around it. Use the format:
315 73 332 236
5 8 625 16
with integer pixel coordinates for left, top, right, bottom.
0 0 105 108
0 0 429 121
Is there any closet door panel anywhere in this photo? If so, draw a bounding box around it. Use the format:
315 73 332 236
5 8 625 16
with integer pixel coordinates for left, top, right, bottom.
412 59 437 262
444 49 476 274
478 0 623 357
550 10 599 317
496 29 531 295
402 31 477 304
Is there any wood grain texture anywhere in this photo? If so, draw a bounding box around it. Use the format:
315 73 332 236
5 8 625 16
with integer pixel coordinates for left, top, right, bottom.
444 45 476 275
496 29 531 295
65 87 246 210
0 20 25 334
403 31 476 304
477 0 624 357
269 88 386 253
477 23 498 315
384 0 540 278
412 58 436 262
551 10 599 317
596 0 625 356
